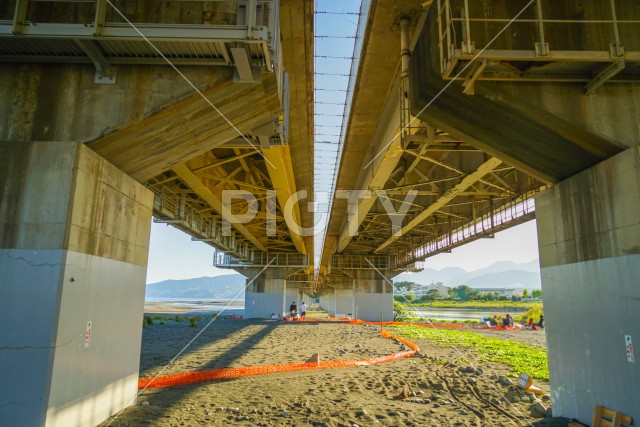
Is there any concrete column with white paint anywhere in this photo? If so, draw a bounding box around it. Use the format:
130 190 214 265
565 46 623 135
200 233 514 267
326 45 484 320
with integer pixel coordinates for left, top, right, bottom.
242 267 303 318
0 141 153 427
319 289 337 317
328 270 395 321
535 145 640 424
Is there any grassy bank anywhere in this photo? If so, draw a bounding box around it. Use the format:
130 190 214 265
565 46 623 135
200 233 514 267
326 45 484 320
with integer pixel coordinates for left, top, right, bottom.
391 325 549 380
410 301 544 324
411 300 540 310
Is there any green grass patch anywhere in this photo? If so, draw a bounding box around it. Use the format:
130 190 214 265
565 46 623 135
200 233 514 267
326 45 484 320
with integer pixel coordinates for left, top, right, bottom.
411 300 540 310
390 325 549 380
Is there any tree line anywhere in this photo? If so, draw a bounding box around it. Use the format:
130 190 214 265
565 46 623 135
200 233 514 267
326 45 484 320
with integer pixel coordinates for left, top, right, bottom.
394 281 542 304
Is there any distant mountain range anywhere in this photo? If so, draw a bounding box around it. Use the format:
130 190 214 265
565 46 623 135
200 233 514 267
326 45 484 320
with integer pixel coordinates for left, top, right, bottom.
145 274 246 299
145 259 541 299
395 259 541 289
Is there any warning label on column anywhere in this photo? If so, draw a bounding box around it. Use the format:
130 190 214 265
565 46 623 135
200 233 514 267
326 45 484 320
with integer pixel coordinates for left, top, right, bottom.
625 335 634 363
85 321 93 348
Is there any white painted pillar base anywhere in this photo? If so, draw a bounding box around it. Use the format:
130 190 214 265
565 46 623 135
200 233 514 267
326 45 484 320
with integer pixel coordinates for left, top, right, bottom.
536 146 640 424
245 277 286 319
354 291 394 322
335 288 355 318
0 141 153 427
319 291 337 316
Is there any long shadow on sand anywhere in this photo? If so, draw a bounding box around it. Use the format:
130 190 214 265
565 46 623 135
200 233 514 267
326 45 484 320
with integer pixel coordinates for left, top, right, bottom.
117 318 279 426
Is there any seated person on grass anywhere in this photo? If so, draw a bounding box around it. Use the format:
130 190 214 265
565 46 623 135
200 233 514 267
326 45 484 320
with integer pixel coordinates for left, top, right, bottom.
490 316 498 327
502 314 513 327
525 317 539 330
536 315 544 328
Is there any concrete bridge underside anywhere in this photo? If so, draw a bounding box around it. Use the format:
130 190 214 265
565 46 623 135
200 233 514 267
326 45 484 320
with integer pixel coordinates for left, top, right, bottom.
0 1 313 426
0 0 639 426
319 0 640 425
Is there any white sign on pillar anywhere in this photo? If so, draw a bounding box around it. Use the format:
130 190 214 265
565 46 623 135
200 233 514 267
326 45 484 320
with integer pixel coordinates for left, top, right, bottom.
85 321 93 348
625 335 634 363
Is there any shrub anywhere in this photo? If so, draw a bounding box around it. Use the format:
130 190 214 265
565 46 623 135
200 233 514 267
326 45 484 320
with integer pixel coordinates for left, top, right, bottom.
143 315 153 327
189 317 198 328
517 304 544 323
393 300 411 322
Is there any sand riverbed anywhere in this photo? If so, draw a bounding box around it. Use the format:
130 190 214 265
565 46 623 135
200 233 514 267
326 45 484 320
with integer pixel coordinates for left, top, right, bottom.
101 317 562 427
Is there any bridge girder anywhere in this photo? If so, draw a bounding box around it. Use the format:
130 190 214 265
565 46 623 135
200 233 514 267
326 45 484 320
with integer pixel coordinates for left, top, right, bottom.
0 0 315 268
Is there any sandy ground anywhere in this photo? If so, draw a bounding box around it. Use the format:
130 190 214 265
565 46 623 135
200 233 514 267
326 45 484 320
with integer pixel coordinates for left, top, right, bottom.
100 317 562 427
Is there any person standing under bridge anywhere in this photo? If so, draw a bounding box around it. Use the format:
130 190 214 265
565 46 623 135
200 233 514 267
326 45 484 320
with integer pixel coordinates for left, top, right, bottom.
289 301 297 318
299 301 308 320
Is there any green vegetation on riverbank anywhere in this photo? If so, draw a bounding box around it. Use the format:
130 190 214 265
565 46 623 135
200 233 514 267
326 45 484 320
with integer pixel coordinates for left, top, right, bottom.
410 301 545 324
391 325 549 380
412 300 538 310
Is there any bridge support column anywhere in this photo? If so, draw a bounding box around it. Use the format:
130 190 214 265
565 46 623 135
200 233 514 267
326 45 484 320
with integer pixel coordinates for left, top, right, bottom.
0 141 153 427
242 267 302 319
335 270 395 321
319 290 337 317
334 286 355 319
354 271 395 322
535 146 640 424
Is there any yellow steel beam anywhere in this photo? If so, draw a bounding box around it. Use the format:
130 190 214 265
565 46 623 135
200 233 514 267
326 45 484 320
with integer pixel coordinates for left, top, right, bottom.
319 235 336 277
374 157 503 253
172 163 266 251
262 145 307 255
335 86 405 253
191 151 255 173
336 136 403 253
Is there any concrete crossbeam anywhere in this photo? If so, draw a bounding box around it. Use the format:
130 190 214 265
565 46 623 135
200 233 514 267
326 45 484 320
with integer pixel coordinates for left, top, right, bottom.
89 75 280 182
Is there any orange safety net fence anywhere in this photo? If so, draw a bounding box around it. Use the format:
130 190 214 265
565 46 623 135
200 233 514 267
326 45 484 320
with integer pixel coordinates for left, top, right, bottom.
295 317 521 331
138 325 419 390
357 320 521 331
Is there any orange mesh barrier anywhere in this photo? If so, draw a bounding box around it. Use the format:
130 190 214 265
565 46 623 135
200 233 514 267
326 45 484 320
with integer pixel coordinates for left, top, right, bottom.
353 320 520 331
286 317 351 323
138 326 418 390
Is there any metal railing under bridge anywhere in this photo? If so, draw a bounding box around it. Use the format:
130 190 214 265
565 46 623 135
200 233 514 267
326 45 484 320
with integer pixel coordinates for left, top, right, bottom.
148 183 254 260
1 0 283 88
393 190 538 268
436 0 640 94
213 252 309 268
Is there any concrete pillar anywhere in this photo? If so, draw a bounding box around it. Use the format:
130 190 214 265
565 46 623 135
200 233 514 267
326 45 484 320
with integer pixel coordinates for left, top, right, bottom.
0 141 153 427
335 286 355 318
319 290 336 316
284 284 306 314
535 146 640 424
243 268 300 318
352 271 394 322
